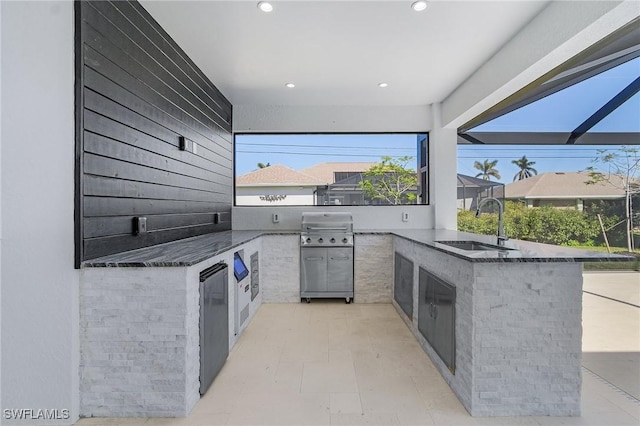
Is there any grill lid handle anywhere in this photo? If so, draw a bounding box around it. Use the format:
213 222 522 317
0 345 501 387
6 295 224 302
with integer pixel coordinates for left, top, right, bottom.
305 226 349 231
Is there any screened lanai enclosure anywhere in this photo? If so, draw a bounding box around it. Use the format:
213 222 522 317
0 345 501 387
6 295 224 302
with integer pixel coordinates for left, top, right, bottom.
458 18 639 146
456 174 505 211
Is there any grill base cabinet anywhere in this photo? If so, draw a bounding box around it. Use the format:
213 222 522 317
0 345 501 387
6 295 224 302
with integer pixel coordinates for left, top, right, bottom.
301 247 354 302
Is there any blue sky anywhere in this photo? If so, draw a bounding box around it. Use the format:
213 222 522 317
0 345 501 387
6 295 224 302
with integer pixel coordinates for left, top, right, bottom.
235 134 633 183
235 133 420 176
457 145 624 182
474 57 640 133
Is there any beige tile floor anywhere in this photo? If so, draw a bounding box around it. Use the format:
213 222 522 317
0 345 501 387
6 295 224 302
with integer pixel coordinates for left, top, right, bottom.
77 272 640 426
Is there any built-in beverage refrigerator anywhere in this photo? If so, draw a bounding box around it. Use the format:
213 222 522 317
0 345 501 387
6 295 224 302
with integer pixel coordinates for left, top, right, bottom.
199 262 229 395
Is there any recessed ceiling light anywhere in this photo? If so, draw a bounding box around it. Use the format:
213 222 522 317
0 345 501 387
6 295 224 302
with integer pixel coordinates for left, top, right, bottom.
411 1 427 12
378 82 389 88
285 83 295 88
257 2 273 12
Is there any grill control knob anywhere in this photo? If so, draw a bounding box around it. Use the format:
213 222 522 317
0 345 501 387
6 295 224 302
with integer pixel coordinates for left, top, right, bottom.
306 237 311 243
342 237 349 244
318 238 323 243
330 238 336 243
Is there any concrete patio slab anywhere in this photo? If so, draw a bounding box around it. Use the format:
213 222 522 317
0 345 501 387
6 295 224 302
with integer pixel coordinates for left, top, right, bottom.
582 272 640 400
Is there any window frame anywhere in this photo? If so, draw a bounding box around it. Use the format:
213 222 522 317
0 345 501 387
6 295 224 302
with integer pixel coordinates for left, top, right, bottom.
233 132 429 207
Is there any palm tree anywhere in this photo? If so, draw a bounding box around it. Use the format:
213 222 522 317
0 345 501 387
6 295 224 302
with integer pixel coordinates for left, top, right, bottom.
473 159 501 181
512 156 537 181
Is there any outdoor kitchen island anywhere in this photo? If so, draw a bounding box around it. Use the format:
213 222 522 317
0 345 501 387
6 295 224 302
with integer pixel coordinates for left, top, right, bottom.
78 229 631 419
389 228 632 417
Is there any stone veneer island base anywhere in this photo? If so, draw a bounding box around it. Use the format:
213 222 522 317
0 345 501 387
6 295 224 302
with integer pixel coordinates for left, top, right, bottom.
79 232 263 417
78 229 629 418
393 234 584 417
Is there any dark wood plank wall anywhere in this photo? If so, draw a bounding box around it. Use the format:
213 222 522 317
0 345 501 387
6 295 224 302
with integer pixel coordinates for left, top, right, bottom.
76 0 233 264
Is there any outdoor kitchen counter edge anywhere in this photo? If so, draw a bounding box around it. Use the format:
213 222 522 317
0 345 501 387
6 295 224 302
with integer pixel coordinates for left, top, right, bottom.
81 230 295 267
387 229 634 263
81 229 632 267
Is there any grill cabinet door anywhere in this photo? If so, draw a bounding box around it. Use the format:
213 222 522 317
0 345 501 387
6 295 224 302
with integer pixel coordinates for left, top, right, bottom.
301 247 328 292
418 268 455 373
434 278 455 372
418 270 436 348
394 252 414 318
327 248 353 292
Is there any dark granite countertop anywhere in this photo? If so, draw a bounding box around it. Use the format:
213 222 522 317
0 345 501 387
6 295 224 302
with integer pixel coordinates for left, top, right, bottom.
389 229 635 263
83 229 634 267
82 231 296 267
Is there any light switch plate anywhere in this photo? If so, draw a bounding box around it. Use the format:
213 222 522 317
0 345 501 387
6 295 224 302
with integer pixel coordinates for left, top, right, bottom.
402 212 409 222
272 213 279 223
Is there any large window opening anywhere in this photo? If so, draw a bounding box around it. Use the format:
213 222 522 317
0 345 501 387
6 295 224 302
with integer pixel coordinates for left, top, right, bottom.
457 144 639 251
234 133 428 206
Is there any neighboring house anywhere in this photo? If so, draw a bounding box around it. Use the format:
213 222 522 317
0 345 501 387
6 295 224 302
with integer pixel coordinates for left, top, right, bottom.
235 165 322 205
237 162 421 206
237 162 381 206
503 171 631 210
301 162 375 184
302 162 378 205
457 174 505 211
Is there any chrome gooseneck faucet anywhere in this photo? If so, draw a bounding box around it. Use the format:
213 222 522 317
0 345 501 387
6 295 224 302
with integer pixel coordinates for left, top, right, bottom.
475 197 508 246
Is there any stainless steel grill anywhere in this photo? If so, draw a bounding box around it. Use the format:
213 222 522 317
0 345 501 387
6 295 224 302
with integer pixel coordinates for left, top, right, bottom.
300 212 354 303
300 212 354 247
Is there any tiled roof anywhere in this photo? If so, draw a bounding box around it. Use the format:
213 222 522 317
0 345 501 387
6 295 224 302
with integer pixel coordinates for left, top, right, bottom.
300 162 375 184
504 171 631 199
236 164 321 185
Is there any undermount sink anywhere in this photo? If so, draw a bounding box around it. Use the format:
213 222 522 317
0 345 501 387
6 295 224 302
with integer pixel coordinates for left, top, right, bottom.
436 240 516 251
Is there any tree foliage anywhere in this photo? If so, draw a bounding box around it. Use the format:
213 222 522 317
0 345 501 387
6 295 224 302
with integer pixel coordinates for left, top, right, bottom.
257 162 271 169
584 145 640 251
359 156 417 205
583 199 627 247
511 155 538 181
473 159 501 181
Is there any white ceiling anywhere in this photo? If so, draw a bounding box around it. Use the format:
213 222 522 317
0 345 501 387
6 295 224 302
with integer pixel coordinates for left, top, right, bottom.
140 0 550 107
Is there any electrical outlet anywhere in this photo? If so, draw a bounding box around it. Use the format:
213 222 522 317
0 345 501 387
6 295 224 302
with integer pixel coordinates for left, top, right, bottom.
133 216 147 235
179 136 197 154
272 213 280 223
402 212 409 222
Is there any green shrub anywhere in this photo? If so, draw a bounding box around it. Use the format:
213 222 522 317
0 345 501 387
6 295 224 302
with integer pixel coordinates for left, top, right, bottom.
459 201 600 246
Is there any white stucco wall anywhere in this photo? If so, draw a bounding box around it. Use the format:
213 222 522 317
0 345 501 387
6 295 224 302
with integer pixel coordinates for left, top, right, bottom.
235 186 316 206
234 105 432 133
1 2 79 425
234 204 435 231
0 0 3 416
430 103 458 230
